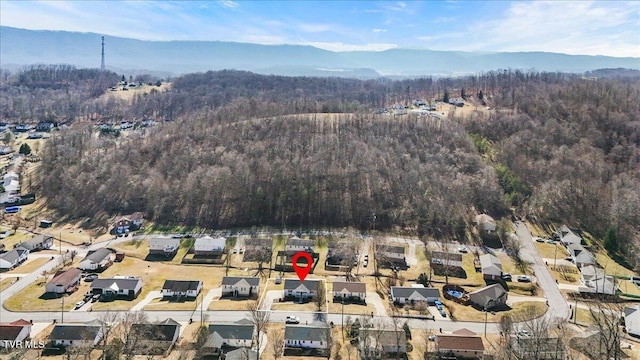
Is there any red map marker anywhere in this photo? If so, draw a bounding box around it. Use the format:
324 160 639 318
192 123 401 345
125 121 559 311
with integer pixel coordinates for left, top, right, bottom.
292 251 313 282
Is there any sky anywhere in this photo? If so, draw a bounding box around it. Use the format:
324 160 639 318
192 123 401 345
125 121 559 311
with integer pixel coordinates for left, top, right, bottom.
1 0 639 57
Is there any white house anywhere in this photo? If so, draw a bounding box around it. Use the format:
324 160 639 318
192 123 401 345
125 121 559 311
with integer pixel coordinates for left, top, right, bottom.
194 236 226 256
558 225 582 246
479 254 503 280
332 281 366 301
148 236 181 256
475 214 496 233
285 237 314 252
284 279 320 300
221 276 260 297
16 234 54 252
91 278 142 300
579 265 617 295
206 319 255 350
624 305 640 338
567 243 596 268
49 321 104 347
285 322 330 350
390 286 440 305
78 248 113 271
0 248 29 269
0 319 32 348
161 280 202 299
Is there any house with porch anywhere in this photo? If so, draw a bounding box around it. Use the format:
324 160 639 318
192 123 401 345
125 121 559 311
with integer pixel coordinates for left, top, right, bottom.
78 248 113 271
390 286 440 305
46 268 83 294
284 279 320 300
221 276 260 298
332 281 366 302
161 280 202 299
436 331 485 360
90 278 142 300
285 322 330 350
204 319 255 356
48 321 104 347
468 284 508 310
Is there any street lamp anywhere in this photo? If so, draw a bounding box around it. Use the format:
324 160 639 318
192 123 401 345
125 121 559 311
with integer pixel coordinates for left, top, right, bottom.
60 295 65 323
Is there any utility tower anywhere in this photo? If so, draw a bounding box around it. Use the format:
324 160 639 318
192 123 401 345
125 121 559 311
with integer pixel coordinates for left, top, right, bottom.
100 36 105 71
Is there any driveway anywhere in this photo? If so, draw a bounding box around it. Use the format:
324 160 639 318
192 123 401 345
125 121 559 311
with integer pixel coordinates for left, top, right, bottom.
131 290 163 311
260 290 283 311
515 221 570 324
198 287 222 311
365 292 387 317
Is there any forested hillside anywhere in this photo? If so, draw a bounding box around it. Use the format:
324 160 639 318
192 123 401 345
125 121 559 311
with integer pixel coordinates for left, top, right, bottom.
4 66 637 268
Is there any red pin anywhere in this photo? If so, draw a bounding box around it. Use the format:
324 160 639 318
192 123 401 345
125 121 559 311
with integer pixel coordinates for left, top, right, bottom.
292 251 313 282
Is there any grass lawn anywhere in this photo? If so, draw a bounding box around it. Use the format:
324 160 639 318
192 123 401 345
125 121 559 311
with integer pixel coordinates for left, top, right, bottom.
618 280 640 297
0 231 32 250
596 253 637 278
111 239 149 259
444 297 547 323
574 307 595 325
548 264 580 284
209 298 257 311
534 242 563 259
4 274 92 311
328 300 376 316
7 257 50 274
0 276 18 291
506 302 548 322
271 301 321 312
508 283 539 296
144 297 199 311
496 253 531 276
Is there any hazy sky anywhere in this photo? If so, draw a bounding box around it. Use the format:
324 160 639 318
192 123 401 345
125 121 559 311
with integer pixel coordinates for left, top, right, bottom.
1 0 639 57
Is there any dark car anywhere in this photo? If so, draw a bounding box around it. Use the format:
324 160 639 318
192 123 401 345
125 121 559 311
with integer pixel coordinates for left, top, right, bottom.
91 294 101 302
84 273 98 282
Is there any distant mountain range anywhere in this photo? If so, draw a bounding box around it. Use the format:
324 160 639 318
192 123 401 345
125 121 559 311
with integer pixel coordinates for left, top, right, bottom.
2 26 639 78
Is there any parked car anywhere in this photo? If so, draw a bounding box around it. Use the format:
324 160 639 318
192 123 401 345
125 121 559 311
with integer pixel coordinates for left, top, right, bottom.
439 309 447 317
84 274 99 282
517 275 531 283
517 329 532 337
534 237 545 243
286 316 300 324
502 273 512 281
434 300 443 310
74 301 85 309
428 335 436 341
457 247 468 253
91 294 101 302
0 230 11 239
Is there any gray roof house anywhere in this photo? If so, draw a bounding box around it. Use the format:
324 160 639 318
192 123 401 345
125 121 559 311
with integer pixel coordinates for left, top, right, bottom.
479 254 503 280
475 214 497 233
226 348 258 360
359 329 407 357
78 248 113 271
285 321 330 350
15 234 54 252
90 278 142 299
49 321 104 347
205 319 255 351
285 237 315 252
390 286 440 305
568 243 596 268
0 247 29 269
558 225 582 245
284 279 321 299
221 276 260 297
468 284 508 310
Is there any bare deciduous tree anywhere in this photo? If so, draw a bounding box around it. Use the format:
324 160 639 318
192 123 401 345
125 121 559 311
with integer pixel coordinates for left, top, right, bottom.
247 301 269 360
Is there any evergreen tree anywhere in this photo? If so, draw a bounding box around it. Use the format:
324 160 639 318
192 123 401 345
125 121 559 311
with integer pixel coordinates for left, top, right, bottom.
19 143 31 155
604 227 618 253
478 90 484 100
443 90 450 103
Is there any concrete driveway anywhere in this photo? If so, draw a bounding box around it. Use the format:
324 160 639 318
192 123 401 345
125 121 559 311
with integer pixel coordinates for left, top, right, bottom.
260 290 283 311
365 292 387 316
131 290 163 311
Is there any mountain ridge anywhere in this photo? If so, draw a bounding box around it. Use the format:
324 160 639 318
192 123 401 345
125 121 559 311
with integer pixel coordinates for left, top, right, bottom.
2 26 639 77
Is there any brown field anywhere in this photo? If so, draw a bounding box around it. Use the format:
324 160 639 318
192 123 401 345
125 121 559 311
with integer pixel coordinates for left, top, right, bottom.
444 296 547 323
535 241 563 259
0 276 18 291
209 298 257 311
328 300 376 316
100 82 171 101
618 279 640 296
6 257 50 274
271 300 322 312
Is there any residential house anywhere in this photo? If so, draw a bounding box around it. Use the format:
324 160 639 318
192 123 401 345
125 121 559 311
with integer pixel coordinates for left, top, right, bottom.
193 235 226 256
1 171 20 204
431 251 463 268
226 348 258 360
285 237 314 252
390 104 407 115
113 212 143 234
510 337 566 360
468 284 508 310
359 329 407 358
0 319 32 348
624 305 640 338
90 278 142 300
332 281 366 302
475 214 497 234
375 244 408 269
0 247 29 270
36 122 55 132
479 254 503 281
161 280 202 299
557 225 582 246
148 236 181 257
285 322 330 350
48 321 104 347
567 243 596 268
284 279 320 300
0 145 14 155
78 248 113 271
15 234 54 252
449 97 465 107
579 265 617 295
390 286 440 305
125 319 181 355
204 319 255 355
221 276 260 298
436 332 485 360
46 268 83 294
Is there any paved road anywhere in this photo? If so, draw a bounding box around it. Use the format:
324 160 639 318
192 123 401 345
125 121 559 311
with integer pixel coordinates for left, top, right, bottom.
514 221 570 325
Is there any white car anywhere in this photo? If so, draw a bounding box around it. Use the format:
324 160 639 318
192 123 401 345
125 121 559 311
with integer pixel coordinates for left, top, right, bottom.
74 301 86 309
285 316 300 324
457 247 468 253
0 230 10 239
517 275 531 283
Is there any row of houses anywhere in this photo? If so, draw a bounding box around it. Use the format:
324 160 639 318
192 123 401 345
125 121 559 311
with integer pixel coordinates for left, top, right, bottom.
148 235 226 257
0 234 55 270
